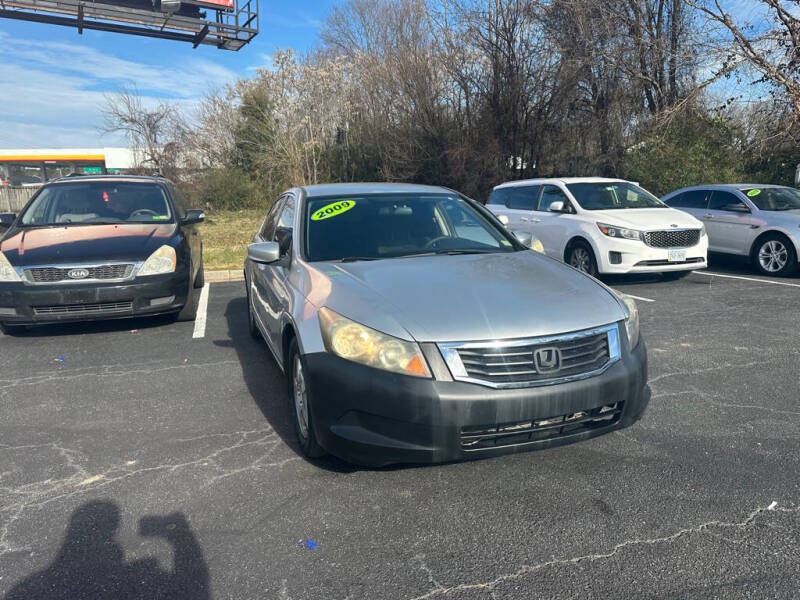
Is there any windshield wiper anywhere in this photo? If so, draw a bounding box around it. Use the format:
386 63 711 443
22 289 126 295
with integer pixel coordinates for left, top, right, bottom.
339 256 380 263
433 249 500 255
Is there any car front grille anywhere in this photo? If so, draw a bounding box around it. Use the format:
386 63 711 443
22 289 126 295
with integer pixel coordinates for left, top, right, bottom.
26 264 134 283
33 302 133 315
460 402 624 450
643 229 701 248
440 325 620 388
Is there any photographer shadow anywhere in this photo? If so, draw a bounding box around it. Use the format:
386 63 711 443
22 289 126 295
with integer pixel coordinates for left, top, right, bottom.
4 500 209 600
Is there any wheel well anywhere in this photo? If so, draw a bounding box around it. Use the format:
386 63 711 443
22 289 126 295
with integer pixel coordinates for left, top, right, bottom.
563 236 594 262
281 323 297 372
749 230 796 259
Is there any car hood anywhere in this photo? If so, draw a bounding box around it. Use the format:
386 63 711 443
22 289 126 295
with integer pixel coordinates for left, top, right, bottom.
589 208 701 230
306 252 626 343
0 224 176 266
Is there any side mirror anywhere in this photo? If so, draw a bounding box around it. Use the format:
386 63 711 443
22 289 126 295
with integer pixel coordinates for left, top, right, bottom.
0 213 16 228
247 241 280 264
511 230 533 247
549 201 565 213
722 203 749 213
182 209 205 225
275 227 292 256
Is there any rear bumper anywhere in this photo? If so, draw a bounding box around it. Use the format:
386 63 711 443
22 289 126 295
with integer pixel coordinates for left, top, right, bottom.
304 340 648 466
0 270 190 325
595 235 708 274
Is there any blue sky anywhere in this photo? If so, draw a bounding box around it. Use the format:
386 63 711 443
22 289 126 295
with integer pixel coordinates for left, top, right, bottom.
0 1 336 148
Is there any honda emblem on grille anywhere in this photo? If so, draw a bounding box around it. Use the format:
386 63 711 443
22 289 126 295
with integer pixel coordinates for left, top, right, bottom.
533 347 561 373
67 268 90 279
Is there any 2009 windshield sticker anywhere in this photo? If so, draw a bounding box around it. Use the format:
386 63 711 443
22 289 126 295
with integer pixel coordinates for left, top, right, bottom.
311 200 356 221
747 189 761 197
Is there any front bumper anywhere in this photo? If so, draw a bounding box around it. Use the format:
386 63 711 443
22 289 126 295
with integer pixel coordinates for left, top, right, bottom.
595 236 708 274
0 270 190 325
304 340 648 466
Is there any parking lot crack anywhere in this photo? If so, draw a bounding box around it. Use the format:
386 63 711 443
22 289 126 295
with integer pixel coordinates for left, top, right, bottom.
408 503 799 599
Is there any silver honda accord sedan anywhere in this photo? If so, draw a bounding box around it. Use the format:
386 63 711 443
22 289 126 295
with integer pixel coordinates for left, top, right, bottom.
244 183 648 466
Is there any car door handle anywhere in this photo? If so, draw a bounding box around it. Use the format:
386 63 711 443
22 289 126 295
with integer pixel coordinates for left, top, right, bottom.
702 214 713 219
530 218 541 223
520 217 529 222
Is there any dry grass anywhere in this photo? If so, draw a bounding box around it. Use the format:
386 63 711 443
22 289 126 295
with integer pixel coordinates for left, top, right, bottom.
200 209 263 271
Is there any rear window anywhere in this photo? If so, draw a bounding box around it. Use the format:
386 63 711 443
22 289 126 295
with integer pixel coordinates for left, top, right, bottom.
489 186 540 211
666 190 708 209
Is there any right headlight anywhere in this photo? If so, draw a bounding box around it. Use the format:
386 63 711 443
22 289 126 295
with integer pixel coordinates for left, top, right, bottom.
318 307 431 378
0 251 21 282
620 295 640 349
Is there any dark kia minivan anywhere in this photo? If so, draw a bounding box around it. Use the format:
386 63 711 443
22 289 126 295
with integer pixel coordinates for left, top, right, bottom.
0 175 204 333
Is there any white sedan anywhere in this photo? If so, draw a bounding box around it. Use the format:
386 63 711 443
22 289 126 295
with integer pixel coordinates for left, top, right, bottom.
488 177 708 278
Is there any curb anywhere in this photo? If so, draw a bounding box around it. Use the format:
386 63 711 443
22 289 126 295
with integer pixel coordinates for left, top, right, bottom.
206 269 244 283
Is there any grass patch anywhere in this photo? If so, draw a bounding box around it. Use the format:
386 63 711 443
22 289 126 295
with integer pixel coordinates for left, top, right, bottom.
200 209 263 271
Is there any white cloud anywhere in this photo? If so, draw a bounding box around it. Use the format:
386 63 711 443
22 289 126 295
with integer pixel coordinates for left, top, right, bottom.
0 33 237 148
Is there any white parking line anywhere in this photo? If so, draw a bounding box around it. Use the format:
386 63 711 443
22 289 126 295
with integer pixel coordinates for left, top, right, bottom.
614 290 656 303
697 271 800 289
192 283 210 339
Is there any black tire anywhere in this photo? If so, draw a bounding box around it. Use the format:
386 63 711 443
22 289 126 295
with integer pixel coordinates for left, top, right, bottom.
662 270 692 281
567 241 598 277
175 283 199 322
246 280 260 339
287 338 326 459
752 234 797 277
194 260 205 289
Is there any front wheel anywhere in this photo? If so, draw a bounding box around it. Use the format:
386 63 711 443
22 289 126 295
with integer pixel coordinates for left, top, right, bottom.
287 338 327 459
246 281 260 340
753 235 797 277
567 242 598 277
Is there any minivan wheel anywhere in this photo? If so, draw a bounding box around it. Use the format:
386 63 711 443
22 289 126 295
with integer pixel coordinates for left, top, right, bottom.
568 242 598 277
754 235 796 277
287 338 326 459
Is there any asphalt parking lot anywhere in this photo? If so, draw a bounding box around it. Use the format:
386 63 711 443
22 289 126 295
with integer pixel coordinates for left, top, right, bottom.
1 257 799 599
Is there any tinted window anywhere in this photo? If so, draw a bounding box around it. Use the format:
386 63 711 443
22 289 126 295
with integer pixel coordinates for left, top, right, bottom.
487 188 508 205
276 195 296 232
708 191 747 211
666 190 708 209
168 183 188 219
19 182 172 225
566 182 664 210
305 193 518 261
489 186 540 210
740 187 800 211
538 185 570 211
259 196 285 240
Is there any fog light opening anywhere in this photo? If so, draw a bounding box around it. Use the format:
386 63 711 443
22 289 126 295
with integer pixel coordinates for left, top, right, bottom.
150 295 176 307
609 251 622 265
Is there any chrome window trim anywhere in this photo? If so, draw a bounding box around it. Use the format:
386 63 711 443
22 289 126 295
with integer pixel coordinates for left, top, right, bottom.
19 262 142 285
437 323 621 389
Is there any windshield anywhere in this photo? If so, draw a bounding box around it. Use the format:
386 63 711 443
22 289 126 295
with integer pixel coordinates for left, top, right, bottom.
304 193 518 261
740 187 800 211
566 182 665 210
19 182 173 226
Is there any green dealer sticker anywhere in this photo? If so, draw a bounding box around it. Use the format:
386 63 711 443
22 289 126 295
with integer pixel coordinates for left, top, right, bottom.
747 189 761 197
311 200 356 221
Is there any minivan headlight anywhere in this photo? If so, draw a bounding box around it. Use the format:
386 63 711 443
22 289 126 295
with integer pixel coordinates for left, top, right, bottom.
138 245 176 276
0 251 21 282
318 307 431 378
598 223 642 241
620 295 640 349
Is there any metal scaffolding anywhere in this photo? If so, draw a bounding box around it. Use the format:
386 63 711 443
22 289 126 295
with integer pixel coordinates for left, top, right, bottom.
0 0 258 50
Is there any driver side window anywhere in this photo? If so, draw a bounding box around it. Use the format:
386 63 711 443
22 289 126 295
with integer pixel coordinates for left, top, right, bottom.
708 191 747 212
259 196 286 241
538 185 572 212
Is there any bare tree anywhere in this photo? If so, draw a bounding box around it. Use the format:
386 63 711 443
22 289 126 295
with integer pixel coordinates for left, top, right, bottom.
101 89 184 174
690 0 800 122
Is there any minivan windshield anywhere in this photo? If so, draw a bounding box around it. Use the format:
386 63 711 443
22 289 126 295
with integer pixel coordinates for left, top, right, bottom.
566 182 665 210
740 187 800 211
19 182 173 226
305 193 518 262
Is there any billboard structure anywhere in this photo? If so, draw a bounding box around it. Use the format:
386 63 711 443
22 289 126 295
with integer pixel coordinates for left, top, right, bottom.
0 0 258 50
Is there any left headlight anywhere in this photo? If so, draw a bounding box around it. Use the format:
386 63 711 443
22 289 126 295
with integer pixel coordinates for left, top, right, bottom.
318 307 431 378
138 245 176 277
530 238 545 253
598 222 643 241
620 295 640 349
0 251 21 282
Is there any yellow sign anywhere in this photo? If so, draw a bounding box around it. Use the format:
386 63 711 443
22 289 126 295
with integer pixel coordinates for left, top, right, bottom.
311 200 356 221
